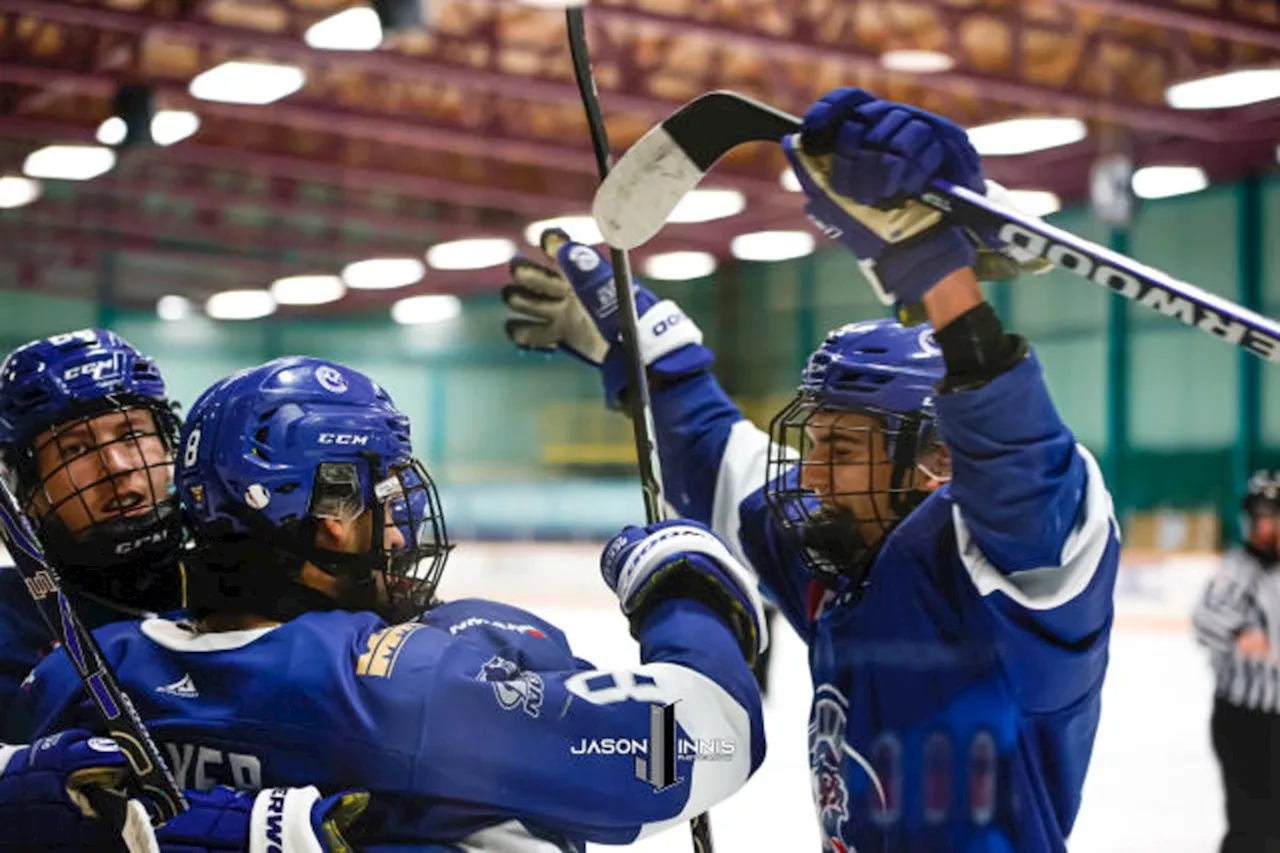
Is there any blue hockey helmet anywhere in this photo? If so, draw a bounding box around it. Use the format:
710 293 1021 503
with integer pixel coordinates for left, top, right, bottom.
764 319 946 582
177 356 451 623
0 329 183 612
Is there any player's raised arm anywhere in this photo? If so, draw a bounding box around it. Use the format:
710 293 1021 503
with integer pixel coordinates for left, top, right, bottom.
785 88 1121 712
382 521 767 845
500 234 820 630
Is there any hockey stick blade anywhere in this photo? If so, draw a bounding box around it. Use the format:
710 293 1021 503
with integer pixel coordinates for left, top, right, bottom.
592 91 801 250
594 90 1280 362
0 477 187 822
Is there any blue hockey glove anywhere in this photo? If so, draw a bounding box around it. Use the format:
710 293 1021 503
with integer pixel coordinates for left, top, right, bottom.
501 229 713 408
601 520 768 665
154 786 369 853
783 87 985 305
0 731 367 853
0 729 141 852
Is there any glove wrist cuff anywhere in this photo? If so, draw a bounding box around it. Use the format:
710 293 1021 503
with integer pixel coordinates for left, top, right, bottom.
636 299 703 361
868 227 977 304
601 300 713 408
250 787 325 853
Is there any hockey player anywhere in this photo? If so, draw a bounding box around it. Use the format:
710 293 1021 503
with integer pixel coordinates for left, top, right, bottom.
6 355 768 850
0 328 186 717
1194 469 1280 853
501 87 1121 852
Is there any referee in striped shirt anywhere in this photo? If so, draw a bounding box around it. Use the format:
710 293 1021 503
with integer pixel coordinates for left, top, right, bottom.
1195 469 1280 853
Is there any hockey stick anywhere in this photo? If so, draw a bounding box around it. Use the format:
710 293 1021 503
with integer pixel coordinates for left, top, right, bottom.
564 10 715 853
0 475 187 823
592 91 1280 364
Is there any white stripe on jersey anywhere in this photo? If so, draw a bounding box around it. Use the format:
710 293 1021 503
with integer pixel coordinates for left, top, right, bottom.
0 742 20 775
567 660 755 841
953 445 1117 611
142 618 277 652
711 419 790 572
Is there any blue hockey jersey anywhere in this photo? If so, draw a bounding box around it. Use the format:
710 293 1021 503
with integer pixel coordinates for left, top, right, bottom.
5 596 765 850
0 566 140 722
651 354 1120 853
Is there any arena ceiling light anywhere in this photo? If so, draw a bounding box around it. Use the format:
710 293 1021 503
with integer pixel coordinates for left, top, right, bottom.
341 257 426 289
967 117 1087 156
426 237 517 271
392 294 463 325
270 274 346 305
156 295 193 321
666 188 746 224
780 168 802 193
304 7 384 51
96 116 127 146
731 230 816 262
1131 165 1208 200
1166 68 1280 110
1004 189 1061 217
643 251 718 280
205 289 276 320
0 175 41 209
23 145 116 181
880 49 955 74
523 214 602 247
151 110 201 145
98 110 201 147
189 61 306 106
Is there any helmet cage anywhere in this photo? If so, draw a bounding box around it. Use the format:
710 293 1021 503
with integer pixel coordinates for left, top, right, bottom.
199 452 452 624
4 391 183 610
765 391 936 581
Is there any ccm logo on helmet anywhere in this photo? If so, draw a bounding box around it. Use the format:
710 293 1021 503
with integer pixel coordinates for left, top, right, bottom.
63 356 123 383
318 433 369 446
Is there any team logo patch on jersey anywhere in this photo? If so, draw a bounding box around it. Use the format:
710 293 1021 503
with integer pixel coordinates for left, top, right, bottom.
356 623 425 679
477 655 544 718
809 684 851 851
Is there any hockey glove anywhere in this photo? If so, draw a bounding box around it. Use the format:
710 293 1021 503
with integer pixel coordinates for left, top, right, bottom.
784 88 1049 312
0 729 149 853
601 520 769 666
501 229 713 408
0 730 367 853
